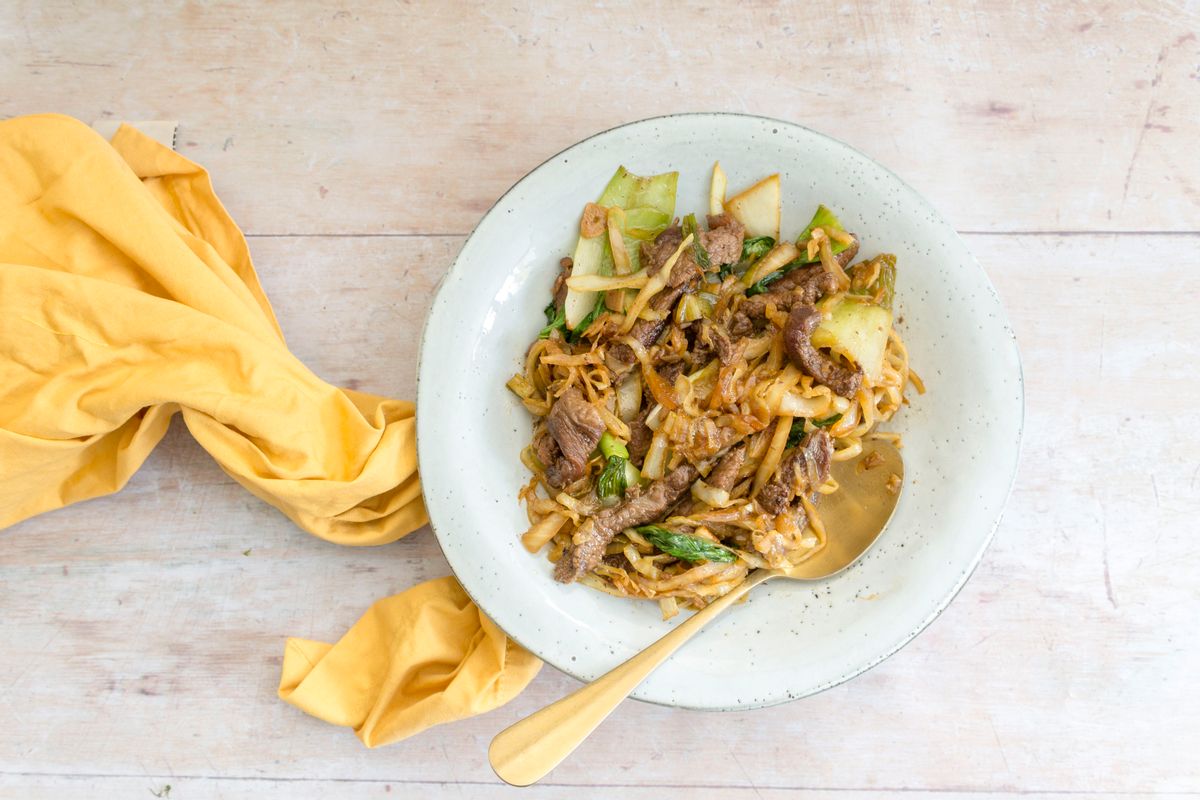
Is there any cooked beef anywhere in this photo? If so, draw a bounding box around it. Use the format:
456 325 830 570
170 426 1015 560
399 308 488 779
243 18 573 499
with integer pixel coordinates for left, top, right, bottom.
666 495 695 519
683 325 714 368
658 360 685 386
755 431 834 515
540 387 606 488
831 236 860 268
552 257 573 311
641 225 684 275
727 309 755 339
611 221 740 367
707 444 746 491
627 405 653 465
609 283 688 367
554 462 700 582
701 213 745 267
680 321 744 371
728 265 836 335
727 236 860 337
533 424 558 471
708 321 746 365
668 251 704 289
783 304 864 398
642 222 725 286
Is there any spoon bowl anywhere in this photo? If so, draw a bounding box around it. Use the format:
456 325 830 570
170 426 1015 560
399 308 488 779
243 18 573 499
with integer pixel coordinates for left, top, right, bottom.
489 439 905 786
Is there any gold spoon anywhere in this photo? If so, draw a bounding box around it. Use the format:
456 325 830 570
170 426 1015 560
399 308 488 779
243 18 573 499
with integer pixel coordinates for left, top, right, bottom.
489 439 904 787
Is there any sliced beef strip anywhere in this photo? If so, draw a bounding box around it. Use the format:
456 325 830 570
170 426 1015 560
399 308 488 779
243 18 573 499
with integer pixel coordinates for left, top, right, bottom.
727 236 860 337
680 320 744 372
706 321 746 365
755 430 834 515
609 283 688 366
726 308 756 339
707 443 746 491
533 424 559 471
683 324 714 368
641 224 684 275
551 256 573 311
641 223 713 287
627 405 653 466
541 386 606 488
658 360 685 386
701 213 745 267
783 304 864 398
611 222 739 366
554 461 700 583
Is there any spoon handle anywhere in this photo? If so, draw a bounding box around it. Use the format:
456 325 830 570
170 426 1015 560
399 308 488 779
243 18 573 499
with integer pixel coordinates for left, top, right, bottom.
488 569 773 786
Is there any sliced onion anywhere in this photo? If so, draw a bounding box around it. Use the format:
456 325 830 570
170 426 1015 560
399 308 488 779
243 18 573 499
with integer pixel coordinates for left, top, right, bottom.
644 403 665 431
616 372 643 422
691 479 732 509
777 391 829 418
642 431 669 479
742 241 799 287
521 512 567 553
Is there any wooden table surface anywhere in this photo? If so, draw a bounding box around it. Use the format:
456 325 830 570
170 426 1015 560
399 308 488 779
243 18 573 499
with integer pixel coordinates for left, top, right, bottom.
2 2 1198 798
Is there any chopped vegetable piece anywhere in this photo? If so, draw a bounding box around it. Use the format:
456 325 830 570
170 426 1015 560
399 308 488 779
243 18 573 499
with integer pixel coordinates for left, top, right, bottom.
746 270 788 296
674 293 713 324
811 300 893 382
599 431 630 460
742 241 800 288
786 419 807 447
636 525 737 563
741 236 775 263
564 167 678 329
597 455 629 501
566 271 650 292
615 372 643 422
624 459 642 488
811 413 843 428
851 254 897 310
719 234 775 280
598 166 679 215
681 213 712 271
580 203 606 238
539 301 566 339
709 161 727 216
725 174 781 238
565 234 607 328
795 205 852 264
623 206 671 240
607 207 632 275
567 295 605 343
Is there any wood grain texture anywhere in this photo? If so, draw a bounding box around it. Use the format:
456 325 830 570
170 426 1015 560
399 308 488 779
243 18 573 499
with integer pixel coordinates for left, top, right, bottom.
5 776 1193 800
1 1 1198 235
1 0 1198 797
2 233 1198 796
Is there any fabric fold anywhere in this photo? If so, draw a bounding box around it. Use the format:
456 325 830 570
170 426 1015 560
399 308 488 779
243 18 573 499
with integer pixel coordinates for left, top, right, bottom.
279 577 542 746
0 113 540 745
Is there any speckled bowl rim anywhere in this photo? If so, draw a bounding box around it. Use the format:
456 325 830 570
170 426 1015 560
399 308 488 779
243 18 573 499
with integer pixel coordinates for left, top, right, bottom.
416 112 1025 710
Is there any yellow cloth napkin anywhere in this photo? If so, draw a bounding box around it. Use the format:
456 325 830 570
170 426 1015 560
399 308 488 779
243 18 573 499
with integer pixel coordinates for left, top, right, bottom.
0 114 540 745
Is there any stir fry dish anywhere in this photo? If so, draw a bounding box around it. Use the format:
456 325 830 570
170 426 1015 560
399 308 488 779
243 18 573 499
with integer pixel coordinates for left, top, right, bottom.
506 164 922 619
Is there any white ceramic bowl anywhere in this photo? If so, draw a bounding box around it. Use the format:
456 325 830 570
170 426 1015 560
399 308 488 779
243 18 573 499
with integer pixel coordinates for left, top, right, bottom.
417 113 1023 709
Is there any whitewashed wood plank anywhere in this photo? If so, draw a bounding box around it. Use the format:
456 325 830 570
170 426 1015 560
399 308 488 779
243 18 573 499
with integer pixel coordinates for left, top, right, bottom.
0 234 1196 793
1 775 1192 800
0 1 1196 235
